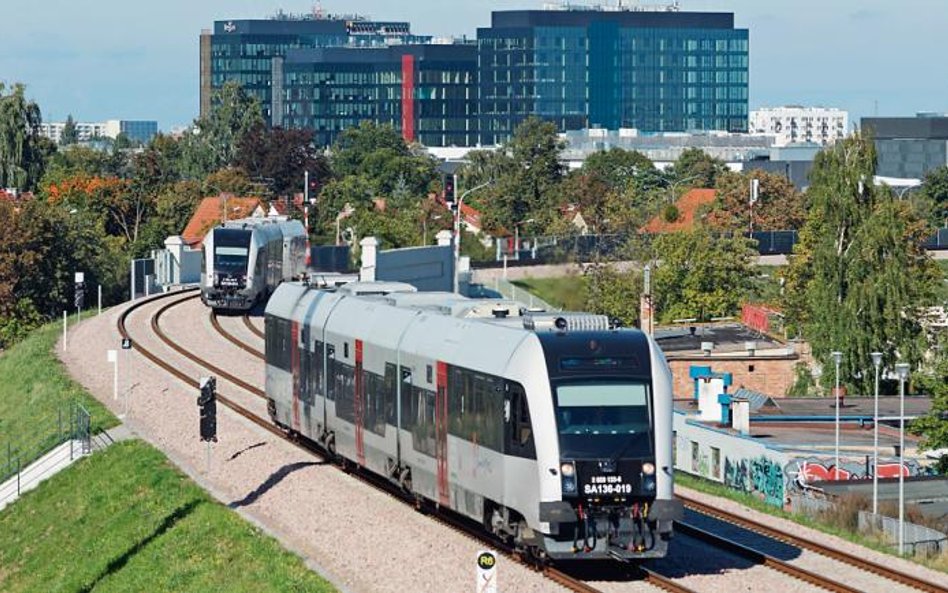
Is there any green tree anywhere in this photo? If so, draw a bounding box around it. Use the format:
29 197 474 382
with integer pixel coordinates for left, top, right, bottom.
583 263 642 327
183 81 263 178
236 123 331 196
331 121 409 178
911 338 948 453
666 147 728 189
709 170 806 231
0 83 48 190
651 227 756 322
60 114 79 146
920 165 948 228
784 133 940 394
580 147 656 193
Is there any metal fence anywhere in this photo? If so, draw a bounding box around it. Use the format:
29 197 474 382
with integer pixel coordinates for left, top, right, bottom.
859 510 947 557
471 277 561 312
1 402 91 487
487 227 948 265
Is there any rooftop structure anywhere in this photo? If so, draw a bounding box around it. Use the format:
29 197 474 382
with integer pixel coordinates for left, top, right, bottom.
862 114 948 179
37 120 158 145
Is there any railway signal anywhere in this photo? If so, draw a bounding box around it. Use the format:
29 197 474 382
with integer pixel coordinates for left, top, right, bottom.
198 376 218 443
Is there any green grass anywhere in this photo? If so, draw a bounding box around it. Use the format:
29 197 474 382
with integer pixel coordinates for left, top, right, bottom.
0 440 336 593
511 276 587 311
675 473 948 573
0 316 119 476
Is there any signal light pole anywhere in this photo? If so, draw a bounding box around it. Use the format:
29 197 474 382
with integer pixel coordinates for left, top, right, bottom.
198 376 218 473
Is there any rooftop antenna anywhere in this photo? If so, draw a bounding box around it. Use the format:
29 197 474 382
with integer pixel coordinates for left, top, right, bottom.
313 1 324 20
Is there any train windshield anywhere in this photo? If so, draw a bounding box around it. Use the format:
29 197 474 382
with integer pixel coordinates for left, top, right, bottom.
213 229 251 275
553 380 652 459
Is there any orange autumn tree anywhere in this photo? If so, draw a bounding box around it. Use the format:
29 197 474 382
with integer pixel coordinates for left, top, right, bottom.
44 173 153 243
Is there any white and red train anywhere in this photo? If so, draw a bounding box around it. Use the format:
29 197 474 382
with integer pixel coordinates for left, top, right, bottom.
264 280 682 561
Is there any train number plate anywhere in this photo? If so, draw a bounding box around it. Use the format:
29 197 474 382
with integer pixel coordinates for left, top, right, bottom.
583 475 632 496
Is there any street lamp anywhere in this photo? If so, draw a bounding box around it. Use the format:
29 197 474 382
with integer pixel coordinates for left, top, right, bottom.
894 362 910 555
422 214 442 246
870 351 883 515
453 180 493 294
831 351 843 480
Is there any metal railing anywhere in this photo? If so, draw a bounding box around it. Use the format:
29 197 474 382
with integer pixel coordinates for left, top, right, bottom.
1 401 92 487
480 277 562 312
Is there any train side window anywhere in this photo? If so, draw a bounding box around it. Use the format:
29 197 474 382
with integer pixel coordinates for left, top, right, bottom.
505 382 536 459
344 342 349 359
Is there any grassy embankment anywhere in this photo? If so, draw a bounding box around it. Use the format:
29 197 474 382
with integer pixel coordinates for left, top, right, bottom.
937 259 948 302
0 316 119 472
511 276 587 311
0 440 336 592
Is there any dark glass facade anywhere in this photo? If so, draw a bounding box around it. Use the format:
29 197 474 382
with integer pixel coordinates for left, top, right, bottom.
477 10 748 145
863 116 948 179
281 45 478 147
202 8 749 148
200 17 430 125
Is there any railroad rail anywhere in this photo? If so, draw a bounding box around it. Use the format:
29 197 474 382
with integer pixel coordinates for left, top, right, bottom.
242 315 264 339
209 312 264 359
677 522 863 593
169 293 945 593
679 494 946 593
118 291 634 593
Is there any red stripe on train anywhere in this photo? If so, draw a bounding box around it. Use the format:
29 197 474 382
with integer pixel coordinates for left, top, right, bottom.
436 360 449 507
355 339 365 466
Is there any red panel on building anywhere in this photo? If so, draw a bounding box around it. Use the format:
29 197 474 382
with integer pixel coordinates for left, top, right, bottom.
401 54 415 143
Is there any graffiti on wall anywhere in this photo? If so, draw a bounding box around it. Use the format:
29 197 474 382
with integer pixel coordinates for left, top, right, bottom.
789 458 925 487
724 455 786 506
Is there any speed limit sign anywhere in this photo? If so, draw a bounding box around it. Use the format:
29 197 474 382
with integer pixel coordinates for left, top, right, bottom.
476 550 497 593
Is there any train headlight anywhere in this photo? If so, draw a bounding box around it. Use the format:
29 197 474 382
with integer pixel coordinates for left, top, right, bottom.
560 461 577 494
562 476 577 494
560 462 576 478
642 462 656 476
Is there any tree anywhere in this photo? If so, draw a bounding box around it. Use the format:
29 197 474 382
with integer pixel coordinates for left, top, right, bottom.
708 170 806 232
920 165 948 228
331 121 409 178
783 133 940 395
184 81 263 178
236 123 331 196
0 83 47 190
911 338 948 453
651 227 756 322
60 114 79 146
583 263 642 327
665 147 728 189
581 147 656 193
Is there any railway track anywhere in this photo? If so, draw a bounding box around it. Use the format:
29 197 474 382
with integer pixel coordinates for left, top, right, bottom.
209 311 264 359
679 494 946 593
203 294 940 593
120 292 635 593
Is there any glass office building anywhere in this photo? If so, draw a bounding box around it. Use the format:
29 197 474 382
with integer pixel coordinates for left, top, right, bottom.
282 44 478 147
863 115 948 179
200 15 430 125
477 9 749 145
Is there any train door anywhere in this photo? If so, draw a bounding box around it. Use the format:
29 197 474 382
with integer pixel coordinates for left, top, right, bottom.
436 361 449 506
505 382 536 459
354 339 365 466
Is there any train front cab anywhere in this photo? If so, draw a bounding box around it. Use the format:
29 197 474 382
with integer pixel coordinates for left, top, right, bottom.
529 329 682 561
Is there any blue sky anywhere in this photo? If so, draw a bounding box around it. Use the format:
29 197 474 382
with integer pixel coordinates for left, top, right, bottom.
2 0 946 130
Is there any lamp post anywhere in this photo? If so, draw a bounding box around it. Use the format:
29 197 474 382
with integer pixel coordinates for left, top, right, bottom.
895 362 910 555
870 351 883 515
453 180 492 294
831 351 843 479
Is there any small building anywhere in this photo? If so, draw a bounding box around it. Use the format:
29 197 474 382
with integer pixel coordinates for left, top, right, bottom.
181 194 266 248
